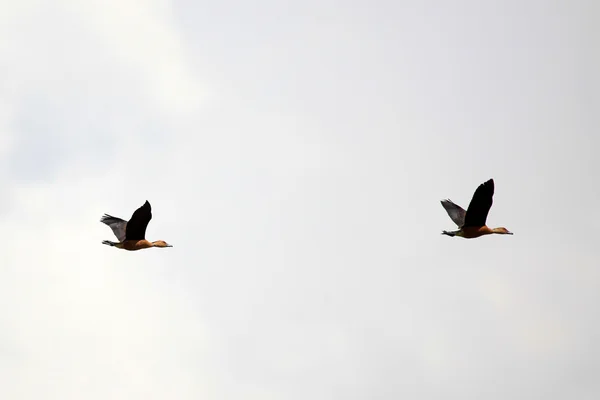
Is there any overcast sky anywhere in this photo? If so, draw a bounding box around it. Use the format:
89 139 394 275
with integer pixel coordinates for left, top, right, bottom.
1 0 599 399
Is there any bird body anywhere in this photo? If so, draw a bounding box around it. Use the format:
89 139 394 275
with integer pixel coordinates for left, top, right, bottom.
441 226 511 239
101 201 172 251
441 179 512 239
101 239 171 251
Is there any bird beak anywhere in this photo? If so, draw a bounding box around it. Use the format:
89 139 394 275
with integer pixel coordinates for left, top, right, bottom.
167 244 173 247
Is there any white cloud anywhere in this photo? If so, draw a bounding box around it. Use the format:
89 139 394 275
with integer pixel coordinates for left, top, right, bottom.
0 1 217 398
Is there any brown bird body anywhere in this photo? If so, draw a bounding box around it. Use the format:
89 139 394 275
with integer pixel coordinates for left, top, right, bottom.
101 201 173 251
110 239 172 251
441 179 512 239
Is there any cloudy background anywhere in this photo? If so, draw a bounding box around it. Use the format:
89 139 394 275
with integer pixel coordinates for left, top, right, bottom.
0 0 599 398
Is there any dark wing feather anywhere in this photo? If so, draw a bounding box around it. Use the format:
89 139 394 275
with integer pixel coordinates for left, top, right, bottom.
463 179 494 227
440 199 466 227
100 214 127 242
125 200 152 240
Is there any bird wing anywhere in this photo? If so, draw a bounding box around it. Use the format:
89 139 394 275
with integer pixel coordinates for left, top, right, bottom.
125 200 152 240
463 179 494 227
440 199 466 227
100 214 128 242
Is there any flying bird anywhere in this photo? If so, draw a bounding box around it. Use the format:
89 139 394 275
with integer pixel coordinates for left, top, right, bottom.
101 200 173 250
441 179 513 239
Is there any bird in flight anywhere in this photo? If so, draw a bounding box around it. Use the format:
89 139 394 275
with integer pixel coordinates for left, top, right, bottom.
441 179 513 239
101 200 173 250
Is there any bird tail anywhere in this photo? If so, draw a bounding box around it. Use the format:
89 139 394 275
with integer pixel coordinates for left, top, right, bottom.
102 240 118 246
441 230 458 237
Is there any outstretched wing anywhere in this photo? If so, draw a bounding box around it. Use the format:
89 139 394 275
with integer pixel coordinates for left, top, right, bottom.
100 214 127 242
125 200 152 240
440 199 466 227
463 179 494 227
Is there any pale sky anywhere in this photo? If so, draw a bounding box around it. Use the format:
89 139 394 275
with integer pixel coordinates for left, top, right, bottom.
0 1 599 399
